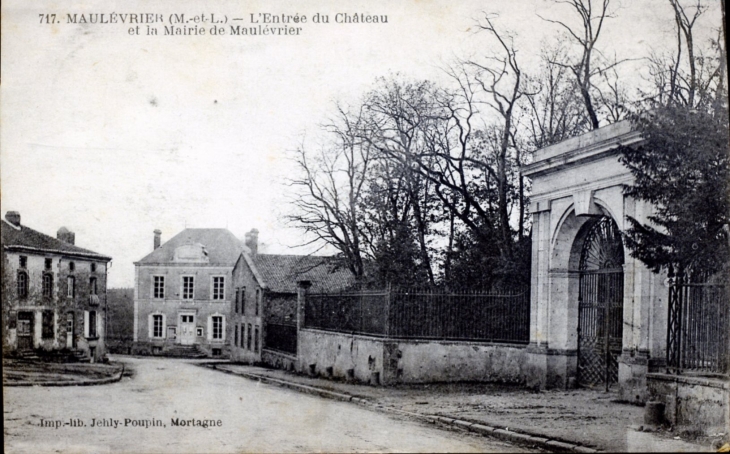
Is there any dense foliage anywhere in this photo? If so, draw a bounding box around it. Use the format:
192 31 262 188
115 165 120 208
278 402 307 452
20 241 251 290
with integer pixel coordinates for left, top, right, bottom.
620 105 729 279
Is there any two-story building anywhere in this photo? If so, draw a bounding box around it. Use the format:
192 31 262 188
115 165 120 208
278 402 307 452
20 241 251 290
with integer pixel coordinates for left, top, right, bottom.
132 228 246 357
1 211 112 362
230 229 355 366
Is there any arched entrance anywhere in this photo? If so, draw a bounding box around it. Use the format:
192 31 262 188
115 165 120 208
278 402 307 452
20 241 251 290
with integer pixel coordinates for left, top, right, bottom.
577 216 624 390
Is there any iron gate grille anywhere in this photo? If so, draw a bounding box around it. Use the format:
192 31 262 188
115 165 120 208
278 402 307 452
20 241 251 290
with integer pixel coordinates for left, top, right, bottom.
576 216 624 390
577 270 624 388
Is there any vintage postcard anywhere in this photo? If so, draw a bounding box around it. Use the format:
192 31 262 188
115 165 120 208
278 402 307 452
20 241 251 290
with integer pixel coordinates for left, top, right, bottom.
2 0 728 452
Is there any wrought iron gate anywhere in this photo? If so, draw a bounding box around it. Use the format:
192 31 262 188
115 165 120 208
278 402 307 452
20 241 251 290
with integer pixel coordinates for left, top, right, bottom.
577 216 624 390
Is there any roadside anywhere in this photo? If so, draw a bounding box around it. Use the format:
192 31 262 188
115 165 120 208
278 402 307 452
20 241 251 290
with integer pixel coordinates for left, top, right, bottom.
3 357 126 386
203 362 717 453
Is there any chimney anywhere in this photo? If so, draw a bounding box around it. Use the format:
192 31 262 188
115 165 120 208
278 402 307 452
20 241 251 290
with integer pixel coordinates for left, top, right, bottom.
5 211 20 227
244 228 259 257
154 229 162 250
57 227 75 245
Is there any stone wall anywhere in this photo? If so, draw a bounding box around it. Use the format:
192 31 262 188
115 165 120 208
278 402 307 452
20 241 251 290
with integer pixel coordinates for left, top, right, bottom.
647 373 730 436
297 328 528 385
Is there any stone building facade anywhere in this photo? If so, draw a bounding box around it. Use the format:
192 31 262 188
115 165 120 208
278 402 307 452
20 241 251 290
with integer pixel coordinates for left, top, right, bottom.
132 228 246 357
1 211 112 362
521 121 667 402
230 229 354 365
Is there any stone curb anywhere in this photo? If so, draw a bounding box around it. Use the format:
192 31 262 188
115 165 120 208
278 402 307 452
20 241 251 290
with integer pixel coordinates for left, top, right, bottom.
3 364 125 387
202 364 601 453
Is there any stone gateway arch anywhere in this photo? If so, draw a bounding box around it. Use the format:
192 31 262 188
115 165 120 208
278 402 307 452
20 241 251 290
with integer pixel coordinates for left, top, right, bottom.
521 121 668 402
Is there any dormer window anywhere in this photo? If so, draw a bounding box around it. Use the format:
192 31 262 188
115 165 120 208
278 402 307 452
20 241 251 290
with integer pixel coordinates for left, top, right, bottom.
173 243 209 263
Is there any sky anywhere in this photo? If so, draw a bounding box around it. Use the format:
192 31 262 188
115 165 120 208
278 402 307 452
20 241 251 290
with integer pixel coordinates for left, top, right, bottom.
1 0 723 287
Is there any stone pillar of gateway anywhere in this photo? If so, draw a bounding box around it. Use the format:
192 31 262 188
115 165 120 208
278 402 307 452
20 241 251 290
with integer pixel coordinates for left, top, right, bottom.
521 120 669 403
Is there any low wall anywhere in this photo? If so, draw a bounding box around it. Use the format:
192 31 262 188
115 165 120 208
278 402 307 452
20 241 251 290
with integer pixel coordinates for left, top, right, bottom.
647 372 730 436
261 348 297 371
297 328 527 385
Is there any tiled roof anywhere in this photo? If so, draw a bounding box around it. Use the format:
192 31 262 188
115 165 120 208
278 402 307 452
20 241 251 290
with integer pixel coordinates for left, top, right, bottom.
253 254 356 294
136 228 246 266
1 220 111 260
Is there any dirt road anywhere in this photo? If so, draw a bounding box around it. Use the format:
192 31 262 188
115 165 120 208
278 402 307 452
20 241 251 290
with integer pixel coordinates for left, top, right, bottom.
3 356 525 453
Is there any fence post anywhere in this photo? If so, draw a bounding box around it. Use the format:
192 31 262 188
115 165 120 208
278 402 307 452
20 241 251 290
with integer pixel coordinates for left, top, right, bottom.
296 280 312 364
385 283 391 338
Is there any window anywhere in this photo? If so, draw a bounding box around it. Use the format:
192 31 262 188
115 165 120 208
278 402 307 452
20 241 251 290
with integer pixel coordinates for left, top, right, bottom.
88 311 97 338
152 314 163 338
19 256 27 268
182 276 194 299
255 289 261 316
235 288 240 313
42 274 53 298
212 277 225 300
212 316 223 340
247 323 252 350
69 262 75 272
45 258 52 270
67 276 76 298
89 277 98 295
234 323 239 346
241 287 246 315
153 276 165 299
91 263 96 272
181 315 194 323
17 271 28 299
196 327 203 337
254 326 259 353
42 310 54 339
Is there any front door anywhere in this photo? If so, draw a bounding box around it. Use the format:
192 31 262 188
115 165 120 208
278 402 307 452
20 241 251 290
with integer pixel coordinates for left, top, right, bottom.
17 311 34 350
577 216 624 390
179 314 196 345
66 312 75 348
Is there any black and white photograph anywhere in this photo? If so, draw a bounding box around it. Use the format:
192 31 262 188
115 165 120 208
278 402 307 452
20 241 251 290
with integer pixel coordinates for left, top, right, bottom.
2 0 728 452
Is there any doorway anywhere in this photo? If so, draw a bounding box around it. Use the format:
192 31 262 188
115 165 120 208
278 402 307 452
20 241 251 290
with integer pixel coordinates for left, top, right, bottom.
66 312 75 348
17 311 34 350
179 314 196 345
577 216 624 390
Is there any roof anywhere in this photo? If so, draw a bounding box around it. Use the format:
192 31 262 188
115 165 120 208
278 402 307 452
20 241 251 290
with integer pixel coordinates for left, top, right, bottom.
135 228 247 266
252 254 356 293
1 220 112 261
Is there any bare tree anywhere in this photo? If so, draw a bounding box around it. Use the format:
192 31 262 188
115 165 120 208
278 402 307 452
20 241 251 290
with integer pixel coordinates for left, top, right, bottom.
521 44 590 149
466 14 526 255
540 0 623 129
285 105 373 279
644 0 725 109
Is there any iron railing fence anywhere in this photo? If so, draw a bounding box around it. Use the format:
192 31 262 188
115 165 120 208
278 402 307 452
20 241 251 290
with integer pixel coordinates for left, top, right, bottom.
264 323 298 354
667 279 730 375
304 289 390 336
304 287 530 344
